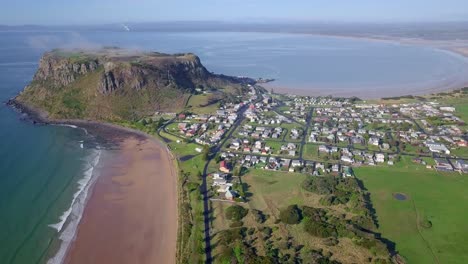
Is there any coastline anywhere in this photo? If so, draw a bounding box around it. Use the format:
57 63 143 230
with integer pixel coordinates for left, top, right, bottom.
259 34 468 99
7 99 178 264
224 32 468 99
263 77 468 99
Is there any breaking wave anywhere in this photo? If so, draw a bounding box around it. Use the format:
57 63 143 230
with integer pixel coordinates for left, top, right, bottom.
47 147 102 264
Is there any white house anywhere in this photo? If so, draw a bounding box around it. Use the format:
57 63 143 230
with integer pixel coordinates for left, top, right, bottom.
425 141 450 154
375 153 385 163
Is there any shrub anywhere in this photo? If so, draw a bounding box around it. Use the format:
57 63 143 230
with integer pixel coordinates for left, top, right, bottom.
420 219 432 229
279 204 302 224
225 205 248 221
303 217 336 238
229 221 243 228
252 209 266 223
217 229 243 246
262 227 273 239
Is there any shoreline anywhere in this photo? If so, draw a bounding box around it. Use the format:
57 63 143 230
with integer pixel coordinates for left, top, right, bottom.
7 99 178 264
255 33 468 99
263 77 468 99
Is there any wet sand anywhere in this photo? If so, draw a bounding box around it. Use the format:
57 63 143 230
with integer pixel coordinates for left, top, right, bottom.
64 136 177 264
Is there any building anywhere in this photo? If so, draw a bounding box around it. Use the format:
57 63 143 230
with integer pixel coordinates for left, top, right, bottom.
425 141 450 154
375 153 385 163
220 161 230 173
434 158 453 171
369 137 380 146
454 160 468 173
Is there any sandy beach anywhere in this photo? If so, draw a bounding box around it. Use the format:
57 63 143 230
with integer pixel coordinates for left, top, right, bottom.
64 134 177 264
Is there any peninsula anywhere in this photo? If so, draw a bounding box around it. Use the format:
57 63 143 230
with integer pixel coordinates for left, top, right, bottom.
9 48 468 264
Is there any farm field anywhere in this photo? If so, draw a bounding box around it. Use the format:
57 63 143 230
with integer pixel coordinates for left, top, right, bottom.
355 156 468 264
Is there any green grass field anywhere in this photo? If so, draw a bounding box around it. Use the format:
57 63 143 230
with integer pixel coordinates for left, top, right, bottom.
355 156 468 264
302 144 321 161
185 94 219 114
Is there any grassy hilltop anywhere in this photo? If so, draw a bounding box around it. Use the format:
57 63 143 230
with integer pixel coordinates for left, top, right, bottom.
16 48 252 121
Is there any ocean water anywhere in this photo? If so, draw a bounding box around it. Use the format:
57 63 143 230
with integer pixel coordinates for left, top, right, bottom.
1 30 468 263
0 34 101 263
26 30 468 97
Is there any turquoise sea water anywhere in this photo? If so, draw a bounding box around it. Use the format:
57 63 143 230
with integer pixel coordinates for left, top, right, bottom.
1 30 468 263
0 34 101 263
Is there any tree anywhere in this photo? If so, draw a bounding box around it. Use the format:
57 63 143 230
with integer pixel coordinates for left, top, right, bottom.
233 166 241 176
202 145 211 161
225 205 248 221
279 204 302 225
252 209 266 224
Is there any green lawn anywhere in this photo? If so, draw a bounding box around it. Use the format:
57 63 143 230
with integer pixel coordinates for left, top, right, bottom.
302 144 320 161
355 156 468 264
243 170 309 213
451 147 468 159
185 94 218 114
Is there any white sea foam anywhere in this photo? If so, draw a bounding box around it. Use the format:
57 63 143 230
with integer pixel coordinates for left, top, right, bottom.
55 123 88 135
56 124 78 129
47 147 102 264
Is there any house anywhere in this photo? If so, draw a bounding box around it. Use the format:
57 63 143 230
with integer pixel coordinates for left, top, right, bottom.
213 177 227 186
434 158 453 171
341 156 354 164
332 164 340 172
287 143 296 150
291 160 302 167
220 161 230 173
230 140 241 150
281 158 292 168
225 189 236 200
425 141 450 154
375 153 385 163
440 106 455 112
454 160 468 173
178 123 188 130
319 145 330 153
369 137 380 146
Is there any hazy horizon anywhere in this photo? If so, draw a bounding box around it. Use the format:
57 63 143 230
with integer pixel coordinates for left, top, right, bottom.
2 0 468 26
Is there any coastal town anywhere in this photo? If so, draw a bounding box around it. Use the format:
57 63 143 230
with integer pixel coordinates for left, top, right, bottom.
158 86 467 202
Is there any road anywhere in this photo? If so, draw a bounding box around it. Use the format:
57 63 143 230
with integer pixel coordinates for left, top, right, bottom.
200 87 262 263
157 90 467 264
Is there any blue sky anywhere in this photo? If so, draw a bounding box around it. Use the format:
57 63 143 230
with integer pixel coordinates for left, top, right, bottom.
2 0 468 25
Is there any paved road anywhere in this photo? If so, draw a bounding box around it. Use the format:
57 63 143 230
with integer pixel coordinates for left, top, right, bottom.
201 88 262 263
160 91 468 264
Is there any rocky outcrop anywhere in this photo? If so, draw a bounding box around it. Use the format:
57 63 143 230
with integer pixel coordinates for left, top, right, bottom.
31 49 250 95
33 53 99 87
16 48 254 120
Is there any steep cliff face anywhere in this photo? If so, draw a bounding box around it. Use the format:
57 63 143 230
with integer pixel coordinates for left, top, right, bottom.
33 53 100 87
16 49 251 120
